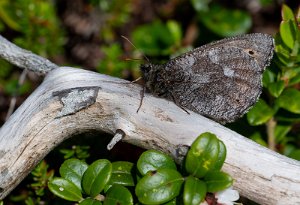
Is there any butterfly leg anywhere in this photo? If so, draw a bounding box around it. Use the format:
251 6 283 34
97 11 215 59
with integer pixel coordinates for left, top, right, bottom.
136 85 146 113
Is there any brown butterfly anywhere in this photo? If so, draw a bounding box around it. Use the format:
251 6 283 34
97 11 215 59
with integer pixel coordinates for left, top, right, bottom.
140 33 274 124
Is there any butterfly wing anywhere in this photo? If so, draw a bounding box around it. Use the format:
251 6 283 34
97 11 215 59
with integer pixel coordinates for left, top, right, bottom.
162 33 274 123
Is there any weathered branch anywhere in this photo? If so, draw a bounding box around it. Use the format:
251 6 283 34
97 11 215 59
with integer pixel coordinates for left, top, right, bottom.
0 35 299 204
0 67 299 204
0 35 58 74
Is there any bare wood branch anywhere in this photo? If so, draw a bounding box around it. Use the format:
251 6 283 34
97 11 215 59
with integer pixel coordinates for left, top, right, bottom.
0 34 299 204
0 67 299 204
0 35 58 74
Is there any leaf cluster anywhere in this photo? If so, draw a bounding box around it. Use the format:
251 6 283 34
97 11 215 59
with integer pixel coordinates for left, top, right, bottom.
246 5 300 160
48 132 232 205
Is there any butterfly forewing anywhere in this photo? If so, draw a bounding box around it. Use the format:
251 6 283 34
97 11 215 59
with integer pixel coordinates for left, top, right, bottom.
141 33 274 123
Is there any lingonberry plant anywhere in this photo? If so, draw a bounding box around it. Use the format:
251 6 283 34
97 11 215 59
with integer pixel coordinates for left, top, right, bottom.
48 132 234 205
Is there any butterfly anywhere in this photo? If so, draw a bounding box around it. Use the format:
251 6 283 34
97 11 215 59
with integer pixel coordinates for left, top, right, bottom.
140 33 274 124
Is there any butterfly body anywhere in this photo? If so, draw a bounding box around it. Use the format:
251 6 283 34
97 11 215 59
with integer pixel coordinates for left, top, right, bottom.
140 33 274 124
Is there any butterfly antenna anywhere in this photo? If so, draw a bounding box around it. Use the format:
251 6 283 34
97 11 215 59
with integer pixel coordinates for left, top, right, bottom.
121 35 150 63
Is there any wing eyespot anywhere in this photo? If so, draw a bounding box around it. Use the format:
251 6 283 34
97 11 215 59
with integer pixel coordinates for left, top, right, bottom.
248 50 255 55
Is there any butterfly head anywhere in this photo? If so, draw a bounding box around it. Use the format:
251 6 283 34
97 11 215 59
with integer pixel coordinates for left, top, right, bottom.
141 63 158 82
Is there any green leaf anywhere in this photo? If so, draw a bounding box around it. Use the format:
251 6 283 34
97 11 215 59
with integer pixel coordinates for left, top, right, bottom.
250 132 267 147
281 4 295 21
275 44 291 64
280 20 297 49
213 140 226 170
199 4 252 37
284 67 300 86
191 0 211 12
288 149 300 160
137 150 177 176
135 169 184 204
132 21 175 56
48 178 82 201
275 124 292 143
97 44 129 77
204 171 233 192
283 144 297 156
185 132 220 178
276 110 300 122
4 79 31 95
82 159 112 197
79 198 102 205
183 176 207 205
166 20 182 46
105 161 135 192
104 185 133 205
290 73 300 85
276 88 300 114
267 80 285 97
262 69 276 86
279 5 298 50
59 159 88 191
259 0 273 6
0 1 21 31
247 99 275 126
163 198 177 204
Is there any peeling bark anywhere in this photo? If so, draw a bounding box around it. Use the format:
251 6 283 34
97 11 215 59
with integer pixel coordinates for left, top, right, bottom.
53 86 100 117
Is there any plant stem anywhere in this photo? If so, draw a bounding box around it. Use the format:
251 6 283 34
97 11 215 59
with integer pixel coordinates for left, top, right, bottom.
266 117 277 151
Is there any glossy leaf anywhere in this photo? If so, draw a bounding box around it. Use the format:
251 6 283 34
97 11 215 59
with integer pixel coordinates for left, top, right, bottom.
59 159 88 191
275 44 291 64
48 178 82 201
204 171 233 192
281 4 295 21
247 99 275 126
135 168 184 204
276 88 300 114
105 161 135 192
280 20 297 49
79 198 102 205
279 5 297 50
137 150 177 176
104 185 133 205
82 159 112 197
183 176 207 205
262 69 276 86
185 132 220 178
213 140 226 170
199 4 251 37
267 80 285 97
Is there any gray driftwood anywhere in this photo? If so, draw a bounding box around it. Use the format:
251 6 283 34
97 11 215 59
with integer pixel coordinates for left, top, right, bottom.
0 35 300 205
